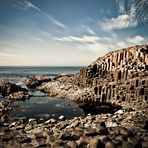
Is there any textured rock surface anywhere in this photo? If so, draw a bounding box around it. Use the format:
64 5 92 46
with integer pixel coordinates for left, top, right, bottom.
41 45 148 108
75 45 148 106
25 74 51 88
0 109 148 148
0 82 30 100
0 45 148 148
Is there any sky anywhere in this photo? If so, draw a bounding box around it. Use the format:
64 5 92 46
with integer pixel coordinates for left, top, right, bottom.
0 0 148 66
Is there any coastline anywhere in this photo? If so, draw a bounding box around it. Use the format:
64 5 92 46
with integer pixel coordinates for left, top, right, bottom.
0 45 148 147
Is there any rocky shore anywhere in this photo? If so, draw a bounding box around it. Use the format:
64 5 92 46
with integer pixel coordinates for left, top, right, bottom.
0 82 30 101
40 45 148 109
0 45 148 147
0 108 148 148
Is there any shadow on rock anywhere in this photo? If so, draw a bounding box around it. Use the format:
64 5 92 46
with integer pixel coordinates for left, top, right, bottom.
78 102 122 115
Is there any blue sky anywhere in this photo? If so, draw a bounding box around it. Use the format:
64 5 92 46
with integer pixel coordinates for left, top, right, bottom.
0 0 148 66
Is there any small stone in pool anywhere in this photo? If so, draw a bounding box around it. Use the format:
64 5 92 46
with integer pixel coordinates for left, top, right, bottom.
59 115 66 120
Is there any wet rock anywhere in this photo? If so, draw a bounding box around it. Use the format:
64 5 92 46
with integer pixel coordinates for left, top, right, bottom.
59 115 66 121
0 114 9 123
0 82 30 101
0 101 12 112
5 91 30 100
25 75 51 88
114 109 124 115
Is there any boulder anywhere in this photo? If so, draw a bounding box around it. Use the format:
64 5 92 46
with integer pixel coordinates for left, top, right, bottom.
25 75 51 88
0 82 30 100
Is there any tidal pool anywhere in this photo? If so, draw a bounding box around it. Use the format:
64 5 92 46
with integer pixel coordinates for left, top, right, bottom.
9 95 85 120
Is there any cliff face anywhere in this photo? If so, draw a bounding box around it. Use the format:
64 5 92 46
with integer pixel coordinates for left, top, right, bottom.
76 45 148 105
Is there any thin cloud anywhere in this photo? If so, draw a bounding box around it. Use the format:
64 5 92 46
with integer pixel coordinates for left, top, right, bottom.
84 26 96 35
32 38 43 42
46 14 67 28
15 0 66 28
126 35 145 44
54 35 100 43
0 52 25 58
15 0 41 12
40 31 50 37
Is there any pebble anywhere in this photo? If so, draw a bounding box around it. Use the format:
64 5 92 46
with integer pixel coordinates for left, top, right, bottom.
59 115 66 120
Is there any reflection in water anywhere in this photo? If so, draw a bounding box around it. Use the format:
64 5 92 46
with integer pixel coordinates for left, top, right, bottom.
9 96 85 120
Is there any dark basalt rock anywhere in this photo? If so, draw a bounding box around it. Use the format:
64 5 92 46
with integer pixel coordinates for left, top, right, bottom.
25 74 51 88
0 82 30 100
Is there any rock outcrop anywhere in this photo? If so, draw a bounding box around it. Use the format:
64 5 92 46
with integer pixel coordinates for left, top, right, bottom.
0 108 148 148
75 45 148 107
0 82 30 100
41 45 148 108
25 75 51 88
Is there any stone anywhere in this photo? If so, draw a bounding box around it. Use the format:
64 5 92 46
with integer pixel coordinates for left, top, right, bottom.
98 136 111 144
114 110 124 115
105 141 116 148
28 118 36 122
76 136 91 146
127 137 139 146
96 126 108 135
59 115 66 121
25 75 51 88
120 128 133 136
1 133 13 141
67 141 78 148
32 138 46 147
106 121 118 127
0 101 12 112
144 136 148 142
144 121 148 130
0 82 30 100
121 141 133 148
84 128 98 136
21 143 33 148
142 142 148 148
89 139 104 148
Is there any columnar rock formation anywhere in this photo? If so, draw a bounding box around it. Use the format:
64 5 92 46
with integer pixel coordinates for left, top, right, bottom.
40 45 148 107
76 45 148 106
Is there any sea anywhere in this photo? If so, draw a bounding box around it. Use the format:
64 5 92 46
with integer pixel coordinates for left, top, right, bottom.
0 66 85 121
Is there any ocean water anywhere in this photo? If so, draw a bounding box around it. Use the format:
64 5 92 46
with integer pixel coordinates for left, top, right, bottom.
0 66 82 84
0 66 85 120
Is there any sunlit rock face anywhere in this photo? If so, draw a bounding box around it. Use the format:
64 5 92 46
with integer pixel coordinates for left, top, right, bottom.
76 45 148 106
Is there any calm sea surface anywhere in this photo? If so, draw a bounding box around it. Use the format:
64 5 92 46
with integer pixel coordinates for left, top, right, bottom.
0 66 85 120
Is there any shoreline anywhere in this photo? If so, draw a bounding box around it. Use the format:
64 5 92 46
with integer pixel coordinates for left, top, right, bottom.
0 44 148 147
0 74 147 147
